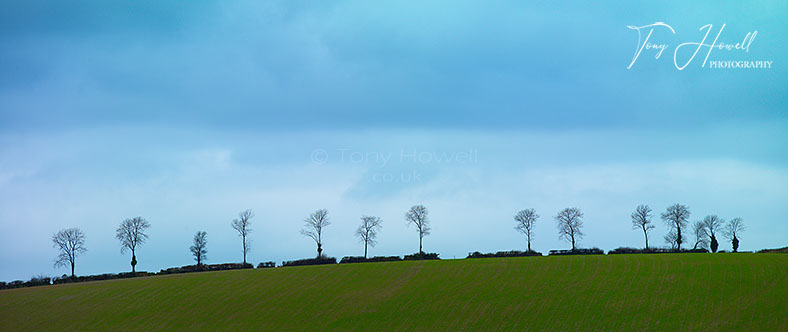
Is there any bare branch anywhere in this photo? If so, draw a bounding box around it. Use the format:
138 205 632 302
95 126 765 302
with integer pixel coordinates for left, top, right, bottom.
355 215 383 258
723 217 745 252
631 204 654 249
190 231 208 265
302 209 330 257
52 228 87 277
231 209 254 264
514 208 539 252
691 221 709 250
115 216 150 272
555 207 584 251
405 205 430 253
660 204 690 250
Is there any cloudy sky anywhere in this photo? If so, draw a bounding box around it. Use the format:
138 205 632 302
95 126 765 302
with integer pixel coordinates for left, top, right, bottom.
1 1 786 281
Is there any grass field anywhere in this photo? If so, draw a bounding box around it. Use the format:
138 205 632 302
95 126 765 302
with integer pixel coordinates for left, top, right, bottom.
1 253 787 331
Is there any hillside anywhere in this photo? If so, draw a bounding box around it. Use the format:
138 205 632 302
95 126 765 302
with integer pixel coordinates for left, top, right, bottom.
1 253 787 331
759 246 788 253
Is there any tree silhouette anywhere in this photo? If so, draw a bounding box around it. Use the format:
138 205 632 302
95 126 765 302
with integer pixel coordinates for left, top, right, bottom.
661 204 690 251
724 217 745 252
355 215 383 259
691 221 709 250
190 231 208 265
405 205 431 254
702 215 724 253
514 209 539 252
302 209 330 257
231 209 253 264
555 207 584 251
631 204 654 249
664 230 678 250
116 217 150 272
52 228 87 277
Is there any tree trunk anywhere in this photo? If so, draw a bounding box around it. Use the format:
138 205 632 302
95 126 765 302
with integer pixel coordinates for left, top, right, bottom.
527 239 531 252
71 261 75 277
571 237 576 251
419 236 423 254
364 242 368 259
644 230 649 249
131 250 137 273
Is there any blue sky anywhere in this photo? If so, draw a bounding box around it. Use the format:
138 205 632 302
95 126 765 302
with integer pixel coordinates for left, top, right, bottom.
1 1 787 281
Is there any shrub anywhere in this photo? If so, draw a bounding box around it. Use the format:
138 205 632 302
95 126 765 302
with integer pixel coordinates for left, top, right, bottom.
758 247 788 253
257 261 276 268
158 263 253 275
608 247 673 254
25 275 51 287
404 252 440 260
339 256 402 264
51 272 154 285
466 250 543 259
606 247 710 255
282 256 337 267
549 248 605 256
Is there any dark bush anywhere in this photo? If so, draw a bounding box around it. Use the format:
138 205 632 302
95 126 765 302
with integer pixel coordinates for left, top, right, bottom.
1 280 25 289
404 252 440 260
758 246 788 253
159 263 253 275
466 250 543 259
607 247 674 254
549 248 605 256
282 256 337 267
606 247 710 255
24 275 51 287
52 272 154 285
159 265 207 274
257 261 276 268
339 256 402 264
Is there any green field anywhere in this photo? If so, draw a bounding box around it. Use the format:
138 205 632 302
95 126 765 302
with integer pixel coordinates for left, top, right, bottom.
1 253 787 331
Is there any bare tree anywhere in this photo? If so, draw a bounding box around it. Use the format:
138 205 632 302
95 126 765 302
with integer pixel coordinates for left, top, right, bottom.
355 215 383 259
190 231 208 265
302 209 330 257
660 204 690 251
52 228 87 277
231 209 253 264
723 217 745 252
691 221 709 250
701 215 725 253
116 217 151 272
555 207 584 251
664 230 678 250
514 209 539 252
631 204 655 249
405 205 431 254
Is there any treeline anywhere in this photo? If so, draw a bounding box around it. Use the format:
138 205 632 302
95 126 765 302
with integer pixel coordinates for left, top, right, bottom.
6 202 755 291
5 245 779 291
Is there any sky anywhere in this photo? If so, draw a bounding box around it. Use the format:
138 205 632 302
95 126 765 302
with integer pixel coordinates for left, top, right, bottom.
1 1 787 281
